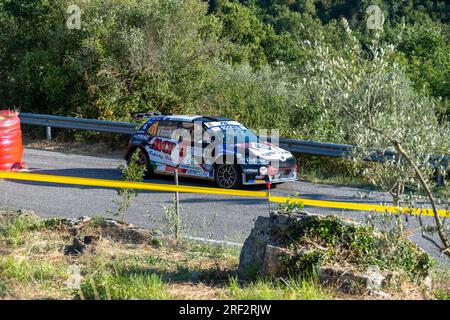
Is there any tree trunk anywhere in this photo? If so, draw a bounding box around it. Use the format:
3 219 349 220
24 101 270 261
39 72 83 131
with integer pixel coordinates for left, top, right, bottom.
393 141 450 255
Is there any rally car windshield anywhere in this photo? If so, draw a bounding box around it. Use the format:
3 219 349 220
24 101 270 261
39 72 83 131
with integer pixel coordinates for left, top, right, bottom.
220 128 261 144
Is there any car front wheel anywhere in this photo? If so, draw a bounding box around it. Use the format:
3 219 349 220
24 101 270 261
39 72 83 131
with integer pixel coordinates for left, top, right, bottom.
127 147 152 178
214 164 242 189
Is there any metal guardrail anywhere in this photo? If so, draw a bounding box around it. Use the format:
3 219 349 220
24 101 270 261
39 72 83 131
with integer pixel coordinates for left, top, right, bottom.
20 113 136 135
278 138 354 158
20 112 360 157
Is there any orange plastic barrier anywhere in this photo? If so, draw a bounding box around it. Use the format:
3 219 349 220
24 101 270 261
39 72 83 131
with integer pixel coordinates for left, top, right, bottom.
0 110 25 171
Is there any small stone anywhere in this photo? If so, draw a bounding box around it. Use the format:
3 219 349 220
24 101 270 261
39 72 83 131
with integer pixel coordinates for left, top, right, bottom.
317 266 387 293
103 219 125 228
64 237 86 255
424 275 433 290
75 216 92 225
17 209 35 216
366 266 385 290
369 290 391 299
83 235 99 245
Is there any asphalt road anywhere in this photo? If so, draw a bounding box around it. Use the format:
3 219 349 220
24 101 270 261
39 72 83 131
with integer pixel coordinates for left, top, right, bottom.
0 148 448 264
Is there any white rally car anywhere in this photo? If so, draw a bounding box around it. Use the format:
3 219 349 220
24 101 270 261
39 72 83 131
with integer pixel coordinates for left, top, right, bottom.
125 115 297 188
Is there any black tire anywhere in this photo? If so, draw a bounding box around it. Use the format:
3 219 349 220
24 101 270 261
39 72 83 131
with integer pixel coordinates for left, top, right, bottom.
127 147 152 178
214 164 242 189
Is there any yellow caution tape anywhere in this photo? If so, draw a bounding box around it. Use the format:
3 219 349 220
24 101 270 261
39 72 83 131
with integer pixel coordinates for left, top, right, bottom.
268 196 450 218
0 172 269 197
0 171 448 218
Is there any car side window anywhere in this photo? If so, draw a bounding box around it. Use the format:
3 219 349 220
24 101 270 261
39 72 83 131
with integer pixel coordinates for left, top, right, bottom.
181 122 194 138
202 124 214 144
176 121 198 146
156 120 178 139
147 121 158 136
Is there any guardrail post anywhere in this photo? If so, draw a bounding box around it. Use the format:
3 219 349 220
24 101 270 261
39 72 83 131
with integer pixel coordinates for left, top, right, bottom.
46 126 52 141
436 169 444 187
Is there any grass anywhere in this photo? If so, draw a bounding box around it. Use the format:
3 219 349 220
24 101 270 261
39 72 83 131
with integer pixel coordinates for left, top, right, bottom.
299 168 374 189
0 256 67 283
433 185 449 200
0 209 445 300
431 268 450 300
227 276 333 300
297 154 449 200
0 210 336 300
0 212 45 247
82 271 171 300
296 154 376 189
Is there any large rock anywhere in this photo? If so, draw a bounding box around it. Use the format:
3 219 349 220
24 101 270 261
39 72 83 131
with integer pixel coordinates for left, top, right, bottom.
63 217 154 244
262 244 289 275
238 211 401 293
239 211 314 277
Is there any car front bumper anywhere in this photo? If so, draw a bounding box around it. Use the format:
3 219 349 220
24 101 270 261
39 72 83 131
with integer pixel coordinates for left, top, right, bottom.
240 159 298 185
242 175 298 185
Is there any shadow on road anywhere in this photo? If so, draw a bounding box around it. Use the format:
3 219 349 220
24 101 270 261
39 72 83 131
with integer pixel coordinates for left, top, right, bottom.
4 168 399 205
3 167 270 200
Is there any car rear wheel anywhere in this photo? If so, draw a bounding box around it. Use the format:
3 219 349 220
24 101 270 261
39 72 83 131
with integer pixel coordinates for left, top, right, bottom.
214 164 242 189
127 148 152 178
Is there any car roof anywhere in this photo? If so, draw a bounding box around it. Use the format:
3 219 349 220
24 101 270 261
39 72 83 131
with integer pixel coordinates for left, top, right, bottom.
151 115 232 122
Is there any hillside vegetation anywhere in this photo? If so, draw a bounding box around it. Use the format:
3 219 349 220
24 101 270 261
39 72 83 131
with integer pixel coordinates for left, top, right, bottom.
0 0 448 142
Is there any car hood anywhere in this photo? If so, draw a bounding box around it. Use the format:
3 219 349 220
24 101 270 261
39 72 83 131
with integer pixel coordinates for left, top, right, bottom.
236 142 293 161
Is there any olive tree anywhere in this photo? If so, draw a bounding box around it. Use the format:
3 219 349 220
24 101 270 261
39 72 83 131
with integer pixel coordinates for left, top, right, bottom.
302 23 450 255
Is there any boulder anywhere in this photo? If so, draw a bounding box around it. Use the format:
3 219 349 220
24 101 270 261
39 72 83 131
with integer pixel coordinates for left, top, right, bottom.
237 211 425 294
239 211 313 277
262 244 289 275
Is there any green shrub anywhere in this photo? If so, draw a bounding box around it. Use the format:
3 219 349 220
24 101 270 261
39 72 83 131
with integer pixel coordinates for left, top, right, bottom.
283 216 435 281
277 195 305 213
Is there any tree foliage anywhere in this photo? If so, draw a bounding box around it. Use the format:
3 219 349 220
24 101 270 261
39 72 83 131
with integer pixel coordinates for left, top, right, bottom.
0 0 449 129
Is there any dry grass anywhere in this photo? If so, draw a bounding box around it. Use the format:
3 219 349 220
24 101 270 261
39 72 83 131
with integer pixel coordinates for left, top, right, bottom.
0 210 239 300
0 210 445 300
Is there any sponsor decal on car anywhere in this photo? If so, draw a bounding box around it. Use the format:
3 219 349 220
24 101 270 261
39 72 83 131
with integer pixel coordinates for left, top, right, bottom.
204 121 245 130
150 137 176 155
